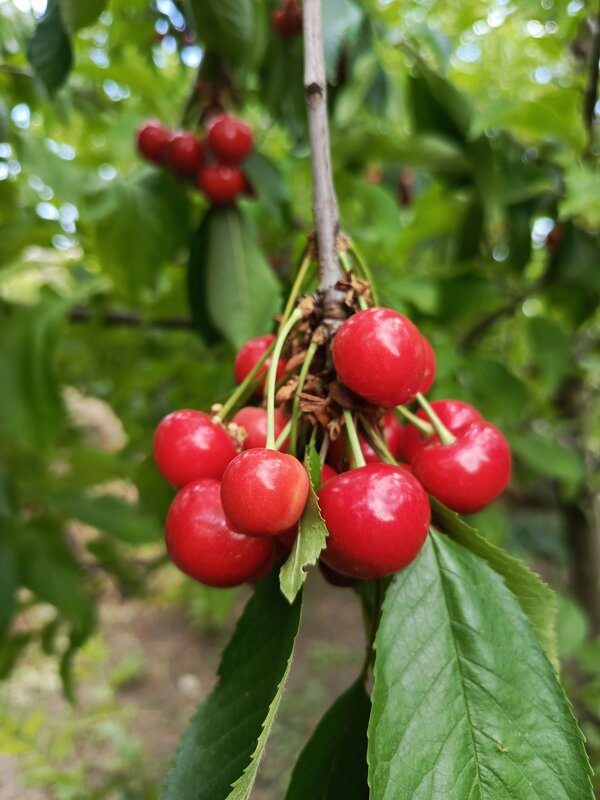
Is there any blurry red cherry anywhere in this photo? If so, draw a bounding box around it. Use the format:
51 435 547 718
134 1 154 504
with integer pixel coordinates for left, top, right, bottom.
221 449 309 536
399 400 483 464
154 409 237 488
166 132 203 175
319 463 430 579
197 164 245 204
412 420 511 514
206 115 254 163
136 120 170 163
333 308 425 407
233 334 287 397
166 479 274 587
232 406 289 451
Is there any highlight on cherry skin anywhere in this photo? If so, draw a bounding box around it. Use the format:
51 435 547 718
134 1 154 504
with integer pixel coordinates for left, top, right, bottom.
220 448 310 537
166 479 274 588
153 409 238 488
332 307 426 407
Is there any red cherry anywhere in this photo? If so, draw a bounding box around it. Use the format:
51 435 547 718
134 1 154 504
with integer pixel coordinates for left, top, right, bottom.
136 120 170 163
399 400 483 463
419 336 436 394
328 411 403 470
412 420 511 515
333 308 425 407
319 463 430 579
153 409 237 488
221 449 309 536
233 334 288 397
232 406 289 451
318 560 357 587
197 164 245 204
206 115 254 163
277 523 299 551
166 479 273 587
166 132 203 175
320 463 337 485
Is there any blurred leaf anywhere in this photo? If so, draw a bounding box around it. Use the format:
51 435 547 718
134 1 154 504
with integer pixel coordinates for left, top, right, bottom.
463 358 528 423
190 0 258 64
407 60 472 143
0 634 31 680
50 493 163 544
164 569 302 800
510 432 585 487
322 0 363 81
0 531 17 639
431 497 557 667
561 164 600 230
285 680 370 800
85 171 190 301
58 0 107 32
243 150 291 223
0 300 67 450
368 532 593 799
527 317 571 393
556 594 588 659
189 205 281 350
27 0 73 93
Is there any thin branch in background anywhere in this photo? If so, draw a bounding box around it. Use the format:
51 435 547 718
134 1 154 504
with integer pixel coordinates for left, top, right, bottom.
69 305 193 330
303 0 344 308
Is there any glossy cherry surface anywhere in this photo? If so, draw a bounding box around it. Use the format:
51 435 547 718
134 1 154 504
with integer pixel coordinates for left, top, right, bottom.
332 307 425 407
221 449 309 536
153 409 237 488
233 334 287 396
207 115 254 163
232 406 289 451
399 399 483 463
412 420 511 514
136 120 170 163
166 479 273 587
318 463 430 579
166 132 203 174
419 336 436 394
328 411 402 470
197 164 245 204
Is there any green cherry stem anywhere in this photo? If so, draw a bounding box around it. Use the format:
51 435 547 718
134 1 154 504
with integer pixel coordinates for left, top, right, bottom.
216 342 275 421
416 392 457 446
339 252 369 310
290 339 318 455
343 409 367 468
395 405 434 437
348 242 380 306
274 419 292 450
360 417 398 465
278 249 315 333
266 308 304 450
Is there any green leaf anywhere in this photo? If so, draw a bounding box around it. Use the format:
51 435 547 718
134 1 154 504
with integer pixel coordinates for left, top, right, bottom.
0 634 31 680
279 457 328 604
368 532 593 800
285 680 370 800
322 0 363 81
510 432 585 487
0 531 18 640
407 60 472 144
190 0 257 64
431 497 558 668
85 170 190 301
527 317 571 393
50 493 163 545
58 0 107 32
243 150 291 223
27 0 73 93
463 359 528 424
189 206 281 350
0 300 67 450
163 569 302 800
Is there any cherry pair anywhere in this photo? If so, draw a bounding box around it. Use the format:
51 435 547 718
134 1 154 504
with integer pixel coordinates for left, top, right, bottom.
136 114 254 204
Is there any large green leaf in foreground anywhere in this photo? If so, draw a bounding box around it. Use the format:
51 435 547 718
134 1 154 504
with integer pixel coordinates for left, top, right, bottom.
368 532 593 800
163 569 302 800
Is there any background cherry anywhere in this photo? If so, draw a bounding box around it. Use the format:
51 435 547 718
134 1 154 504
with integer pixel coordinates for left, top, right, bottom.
399 399 483 463
166 479 274 587
320 463 337 485
166 132 203 175
207 115 254 163
197 164 245 204
220 448 309 536
318 463 430 579
332 307 425 407
136 120 170 163
234 334 287 396
153 409 238 487
233 406 289 450
412 420 511 514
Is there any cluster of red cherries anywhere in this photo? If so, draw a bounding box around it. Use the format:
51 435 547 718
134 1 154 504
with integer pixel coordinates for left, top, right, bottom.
136 114 254 205
153 306 511 590
271 0 302 38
